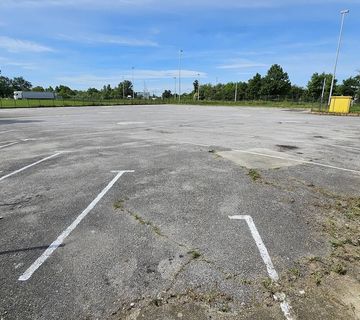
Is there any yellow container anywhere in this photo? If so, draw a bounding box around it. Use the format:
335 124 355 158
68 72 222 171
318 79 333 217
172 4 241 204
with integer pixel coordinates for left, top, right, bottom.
329 96 352 113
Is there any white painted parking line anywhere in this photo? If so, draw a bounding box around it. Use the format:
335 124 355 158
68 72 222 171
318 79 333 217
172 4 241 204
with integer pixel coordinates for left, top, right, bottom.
117 121 145 125
0 141 19 149
146 137 209 148
0 152 63 182
278 121 301 123
327 144 360 152
18 170 134 281
0 139 36 150
22 138 37 142
229 215 295 320
229 215 278 280
0 130 16 134
234 149 360 175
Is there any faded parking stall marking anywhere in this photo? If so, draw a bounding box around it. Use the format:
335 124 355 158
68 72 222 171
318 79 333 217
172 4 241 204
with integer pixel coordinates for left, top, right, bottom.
0 152 63 182
0 141 20 149
229 215 295 320
234 149 360 174
18 170 134 281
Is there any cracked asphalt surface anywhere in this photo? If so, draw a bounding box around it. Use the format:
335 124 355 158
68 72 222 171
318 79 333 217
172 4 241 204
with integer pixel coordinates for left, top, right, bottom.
0 104 359 319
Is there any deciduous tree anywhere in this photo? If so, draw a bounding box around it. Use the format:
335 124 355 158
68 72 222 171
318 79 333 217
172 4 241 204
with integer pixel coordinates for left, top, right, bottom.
260 64 291 97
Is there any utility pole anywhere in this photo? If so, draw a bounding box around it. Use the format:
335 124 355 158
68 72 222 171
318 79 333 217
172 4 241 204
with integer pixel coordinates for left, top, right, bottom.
173 77 177 100
328 9 350 106
320 78 326 111
132 66 135 99
122 76 125 99
178 49 183 103
234 82 238 102
197 73 200 101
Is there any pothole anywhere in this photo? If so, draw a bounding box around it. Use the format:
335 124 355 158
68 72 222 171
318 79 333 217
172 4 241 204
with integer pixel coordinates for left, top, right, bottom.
276 145 299 152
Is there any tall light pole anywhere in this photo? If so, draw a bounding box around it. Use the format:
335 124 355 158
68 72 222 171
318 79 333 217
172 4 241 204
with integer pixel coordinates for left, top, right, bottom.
178 49 183 103
328 9 350 106
131 66 135 99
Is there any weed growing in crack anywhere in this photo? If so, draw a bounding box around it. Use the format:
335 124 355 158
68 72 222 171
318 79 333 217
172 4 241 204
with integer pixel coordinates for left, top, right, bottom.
248 169 261 181
113 197 129 210
332 263 347 275
187 249 201 260
288 268 301 279
262 278 276 293
129 212 164 237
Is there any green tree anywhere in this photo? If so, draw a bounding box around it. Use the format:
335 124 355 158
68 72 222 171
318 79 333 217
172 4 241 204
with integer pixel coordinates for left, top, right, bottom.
86 88 100 99
236 82 248 100
101 84 113 99
115 80 133 98
193 80 199 93
212 84 223 100
32 86 45 92
307 72 333 101
162 90 172 99
45 86 54 92
223 82 236 101
246 73 263 99
55 85 75 99
337 76 360 97
197 83 212 100
289 85 306 100
0 75 13 97
260 65 291 97
12 77 32 91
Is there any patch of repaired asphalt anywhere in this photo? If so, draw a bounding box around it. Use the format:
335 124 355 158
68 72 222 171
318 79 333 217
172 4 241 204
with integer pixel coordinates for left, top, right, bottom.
217 148 300 170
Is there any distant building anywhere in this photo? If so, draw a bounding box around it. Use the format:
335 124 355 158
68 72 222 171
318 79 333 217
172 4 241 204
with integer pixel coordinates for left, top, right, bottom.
14 91 56 100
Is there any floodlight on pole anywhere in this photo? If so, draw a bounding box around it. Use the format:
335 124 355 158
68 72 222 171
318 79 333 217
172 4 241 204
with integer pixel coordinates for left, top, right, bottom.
178 49 183 103
328 9 349 106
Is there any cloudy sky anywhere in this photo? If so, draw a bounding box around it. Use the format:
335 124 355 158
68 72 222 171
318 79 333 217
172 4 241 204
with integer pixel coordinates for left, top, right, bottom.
0 0 358 93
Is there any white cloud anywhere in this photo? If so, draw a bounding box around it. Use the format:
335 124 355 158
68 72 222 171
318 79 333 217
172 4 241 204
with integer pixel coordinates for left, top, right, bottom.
2 61 37 70
56 69 207 88
217 59 267 70
0 36 54 53
58 33 158 47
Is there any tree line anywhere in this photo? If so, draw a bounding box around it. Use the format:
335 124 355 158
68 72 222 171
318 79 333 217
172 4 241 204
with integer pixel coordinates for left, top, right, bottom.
164 64 360 103
0 72 136 100
1 65 359 102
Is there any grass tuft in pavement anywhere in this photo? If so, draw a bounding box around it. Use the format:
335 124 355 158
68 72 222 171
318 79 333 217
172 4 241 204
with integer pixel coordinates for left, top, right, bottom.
187 249 201 260
248 169 261 181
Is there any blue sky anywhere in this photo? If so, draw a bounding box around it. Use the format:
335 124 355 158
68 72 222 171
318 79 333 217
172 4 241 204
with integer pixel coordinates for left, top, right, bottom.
0 0 359 94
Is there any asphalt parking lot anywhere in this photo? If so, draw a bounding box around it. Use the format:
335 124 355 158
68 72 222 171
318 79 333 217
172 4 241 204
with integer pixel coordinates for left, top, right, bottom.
0 104 359 320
